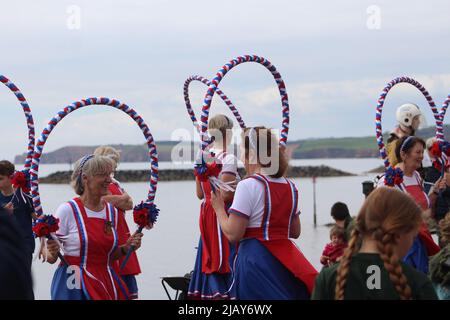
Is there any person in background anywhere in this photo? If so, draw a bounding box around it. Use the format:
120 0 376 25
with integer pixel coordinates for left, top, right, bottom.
378 136 441 273
429 212 450 300
94 146 141 299
312 187 437 300
0 206 34 299
330 202 353 242
0 160 35 280
386 103 424 168
320 226 347 267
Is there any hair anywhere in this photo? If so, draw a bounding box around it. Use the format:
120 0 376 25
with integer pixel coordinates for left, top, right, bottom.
330 226 345 241
70 155 114 195
330 202 350 221
0 160 15 177
394 136 425 164
208 114 234 146
94 146 121 167
425 137 436 151
334 187 422 300
242 126 288 178
439 212 450 246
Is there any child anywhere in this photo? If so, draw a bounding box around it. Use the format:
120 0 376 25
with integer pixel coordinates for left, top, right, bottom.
312 187 437 300
320 226 347 267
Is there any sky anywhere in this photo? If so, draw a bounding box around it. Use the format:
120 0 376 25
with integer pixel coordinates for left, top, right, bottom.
1 0 450 162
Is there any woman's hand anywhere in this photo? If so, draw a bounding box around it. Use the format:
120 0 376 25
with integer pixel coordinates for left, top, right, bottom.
437 176 447 191
47 239 60 256
210 190 225 214
126 232 143 250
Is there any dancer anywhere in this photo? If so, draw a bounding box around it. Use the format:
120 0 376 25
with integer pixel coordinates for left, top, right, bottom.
44 155 142 300
211 127 317 300
94 146 141 299
188 114 239 300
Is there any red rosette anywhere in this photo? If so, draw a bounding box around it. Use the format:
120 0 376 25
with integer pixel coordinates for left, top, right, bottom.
32 222 50 238
430 141 442 158
133 207 150 228
11 171 30 193
32 215 60 238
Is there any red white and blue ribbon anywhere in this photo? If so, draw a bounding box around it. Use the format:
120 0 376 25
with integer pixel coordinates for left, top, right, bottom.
375 76 441 186
198 55 290 152
0 75 35 170
30 97 158 218
1 75 35 197
184 75 246 134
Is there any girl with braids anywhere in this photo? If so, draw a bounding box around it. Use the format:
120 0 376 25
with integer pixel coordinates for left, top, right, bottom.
188 114 240 300
378 136 441 273
45 155 143 300
312 187 437 300
211 126 317 299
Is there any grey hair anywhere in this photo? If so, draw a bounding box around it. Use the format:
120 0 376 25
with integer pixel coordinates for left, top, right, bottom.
70 155 115 195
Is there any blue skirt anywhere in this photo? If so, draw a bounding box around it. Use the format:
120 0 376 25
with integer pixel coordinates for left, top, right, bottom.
187 238 236 299
121 275 138 299
233 238 310 300
51 265 86 300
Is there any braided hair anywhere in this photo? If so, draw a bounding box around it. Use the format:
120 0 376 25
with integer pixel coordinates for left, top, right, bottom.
334 187 422 300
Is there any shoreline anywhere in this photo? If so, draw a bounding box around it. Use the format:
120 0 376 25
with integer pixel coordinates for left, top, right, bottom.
38 165 356 184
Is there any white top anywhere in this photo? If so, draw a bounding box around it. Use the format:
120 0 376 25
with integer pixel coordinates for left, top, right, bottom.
55 202 108 257
229 175 299 228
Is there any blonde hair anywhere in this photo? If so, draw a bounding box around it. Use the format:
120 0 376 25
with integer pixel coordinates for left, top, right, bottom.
242 126 288 178
426 137 436 151
208 114 233 145
94 146 121 167
335 187 422 300
71 155 114 195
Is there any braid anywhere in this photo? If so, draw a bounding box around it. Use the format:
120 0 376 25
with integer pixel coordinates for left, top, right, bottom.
373 228 412 300
334 226 361 300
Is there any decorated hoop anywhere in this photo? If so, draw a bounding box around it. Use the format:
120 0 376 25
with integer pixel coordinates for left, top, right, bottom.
0 75 35 170
184 75 245 133
199 55 289 152
375 76 440 185
30 97 159 219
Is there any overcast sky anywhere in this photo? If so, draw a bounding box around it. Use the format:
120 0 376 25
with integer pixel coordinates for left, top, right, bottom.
1 0 449 162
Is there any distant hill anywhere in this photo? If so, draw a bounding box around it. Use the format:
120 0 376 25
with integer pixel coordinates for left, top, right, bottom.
14 125 448 164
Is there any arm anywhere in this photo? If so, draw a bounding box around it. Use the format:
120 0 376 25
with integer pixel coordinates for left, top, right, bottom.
211 190 248 243
43 240 60 264
220 172 237 203
102 192 133 211
195 178 204 200
111 232 143 260
289 214 301 239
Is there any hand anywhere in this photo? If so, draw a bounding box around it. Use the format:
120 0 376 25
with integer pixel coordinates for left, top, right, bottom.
3 202 13 212
126 232 143 250
210 190 225 213
320 255 330 265
47 239 60 257
437 177 447 191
